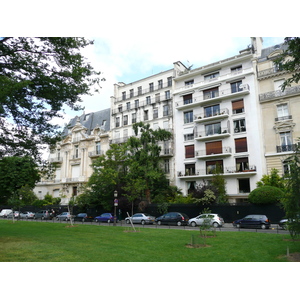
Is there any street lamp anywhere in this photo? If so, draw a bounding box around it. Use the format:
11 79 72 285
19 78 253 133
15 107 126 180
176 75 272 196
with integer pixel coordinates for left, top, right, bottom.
113 190 118 226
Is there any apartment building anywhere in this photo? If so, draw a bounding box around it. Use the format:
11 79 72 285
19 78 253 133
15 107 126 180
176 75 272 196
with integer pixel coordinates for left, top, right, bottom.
110 69 176 185
172 38 265 203
257 42 300 176
34 109 111 204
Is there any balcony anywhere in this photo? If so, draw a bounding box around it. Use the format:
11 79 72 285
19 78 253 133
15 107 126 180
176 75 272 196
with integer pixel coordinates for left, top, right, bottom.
195 147 232 159
259 85 300 102
176 85 250 110
195 127 230 141
275 115 292 122
160 148 173 157
257 67 287 80
276 144 296 153
194 108 229 123
49 157 63 164
88 151 104 158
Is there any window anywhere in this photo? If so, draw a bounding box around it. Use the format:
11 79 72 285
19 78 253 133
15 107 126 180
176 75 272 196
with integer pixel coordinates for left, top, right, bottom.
132 113 136 124
185 79 194 86
204 104 220 117
184 133 194 141
149 82 154 92
185 163 195 175
167 77 172 87
185 145 195 158
126 102 131 110
118 105 122 112
235 137 248 153
165 90 170 100
153 108 158 119
130 89 134 98
280 132 292 151
205 122 221 136
274 79 284 91
163 105 169 116
123 115 128 126
135 99 139 108
232 99 244 114
122 91 126 100
206 141 222 155
115 117 120 127
276 103 289 120
231 81 242 93
158 80 163 89
155 93 160 102
236 157 249 172
231 65 242 74
57 149 60 160
184 111 193 124
238 178 250 193
146 96 151 105
206 160 223 174
203 87 219 99
283 159 291 175
233 119 246 133
96 142 101 155
138 86 142 95
74 145 79 158
204 72 219 81
144 110 148 121
183 93 193 105
164 159 170 174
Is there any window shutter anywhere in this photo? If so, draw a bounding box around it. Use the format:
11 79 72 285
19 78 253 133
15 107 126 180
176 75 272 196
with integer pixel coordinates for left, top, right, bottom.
232 99 244 110
185 145 195 158
235 138 248 152
205 141 222 155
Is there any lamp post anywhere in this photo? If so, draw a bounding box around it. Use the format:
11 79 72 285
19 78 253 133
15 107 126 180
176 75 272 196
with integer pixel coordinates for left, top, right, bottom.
113 190 118 226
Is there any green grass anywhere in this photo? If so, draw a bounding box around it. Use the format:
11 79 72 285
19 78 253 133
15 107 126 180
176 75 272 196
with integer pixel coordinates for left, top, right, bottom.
0 220 299 262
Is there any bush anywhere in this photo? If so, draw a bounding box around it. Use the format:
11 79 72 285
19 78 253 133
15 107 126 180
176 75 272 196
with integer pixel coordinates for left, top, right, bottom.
248 186 284 204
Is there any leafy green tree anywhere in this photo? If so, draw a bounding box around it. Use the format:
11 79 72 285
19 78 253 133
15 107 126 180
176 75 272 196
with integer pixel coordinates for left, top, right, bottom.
248 186 284 204
125 122 172 204
275 37 300 91
0 156 40 204
211 167 228 203
256 168 286 189
0 37 103 160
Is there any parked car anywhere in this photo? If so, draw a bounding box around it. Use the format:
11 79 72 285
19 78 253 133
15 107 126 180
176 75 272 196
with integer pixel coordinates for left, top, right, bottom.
73 213 94 222
56 212 72 221
155 212 189 226
279 215 300 229
94 213 114 223
6 211 21 218
125 213 156 225
233 214 271 229
188 213 224 228
34 210 53 220
19 211 35 219
0 209 13 217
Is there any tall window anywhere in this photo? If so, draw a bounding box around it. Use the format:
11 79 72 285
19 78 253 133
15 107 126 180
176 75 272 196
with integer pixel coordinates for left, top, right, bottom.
74 145 79 158
185 145 195 158
167 77 172 87
205 122 221 136
115 117 120 127
155 93 160 102
204 104 220 117
153 108 158 119
238 178 250 193
280 132 292 151
146 96 151 105
203 87 219 99
135 99 139 108
277 104 289 120
183 93 193 104
165 90 171 100
163 105 169 116
158 80 163 89
96 142 101 155
138 86 142 95
149 82 154 92
164 159 170 174
132 113 136 124
232 99 244 114
236 157 249 172
123 115 128 126
231 81 242 93
130 89 134 98
184 111 193 124
144 110 148 121
233 119 246 133
122 91 126 100
235 137 248 153
126 102 131 110
206 160 223 174
185 163 195 175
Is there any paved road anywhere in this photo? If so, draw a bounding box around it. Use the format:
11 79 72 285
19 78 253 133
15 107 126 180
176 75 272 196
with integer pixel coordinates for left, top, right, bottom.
10 218 288 234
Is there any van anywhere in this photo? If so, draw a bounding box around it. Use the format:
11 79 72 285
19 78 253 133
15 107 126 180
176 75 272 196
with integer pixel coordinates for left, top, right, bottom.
0 209 13 217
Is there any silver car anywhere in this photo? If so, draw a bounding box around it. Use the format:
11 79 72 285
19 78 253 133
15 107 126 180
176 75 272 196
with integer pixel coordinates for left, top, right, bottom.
125 213 156 225
20 211 35 219
56 212 72 221
188 213 224 228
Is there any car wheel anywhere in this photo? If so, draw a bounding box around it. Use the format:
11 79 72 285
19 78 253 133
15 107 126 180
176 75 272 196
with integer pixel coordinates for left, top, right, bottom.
65 218 68 221
177 221 182 226
261 224 266 229
126 219 130 224
107 219 111 223
190 221 197 227
141 220 146 225
157 221 162 225
82 219 85 222
212 222 219 228
41 216 45 220
236 224 241 228
95 219 98 222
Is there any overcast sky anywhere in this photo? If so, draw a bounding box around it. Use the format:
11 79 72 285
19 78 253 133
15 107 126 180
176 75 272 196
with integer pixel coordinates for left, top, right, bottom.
73 36 285 123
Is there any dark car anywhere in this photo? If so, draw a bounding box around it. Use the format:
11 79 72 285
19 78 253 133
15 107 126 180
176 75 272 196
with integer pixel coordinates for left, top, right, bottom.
73 213 94 222
94 213 115 223
233 214 271 229
155 212 189 226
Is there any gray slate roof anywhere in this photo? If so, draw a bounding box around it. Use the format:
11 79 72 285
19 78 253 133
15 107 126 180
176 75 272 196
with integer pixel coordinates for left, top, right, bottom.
258 43 288 62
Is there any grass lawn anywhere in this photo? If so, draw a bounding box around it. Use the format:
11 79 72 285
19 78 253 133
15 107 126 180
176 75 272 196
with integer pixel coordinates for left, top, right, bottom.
0 220 299 262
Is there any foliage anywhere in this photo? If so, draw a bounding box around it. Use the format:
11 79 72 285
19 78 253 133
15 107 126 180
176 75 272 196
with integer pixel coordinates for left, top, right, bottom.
211 166 228 203
0 37 104 160
275 37 300 91
0 156 40 204
281 141 300 238
43 193 61 205
192 180 218 204
194 189 216 205
248 186 284 204
256 168 286 189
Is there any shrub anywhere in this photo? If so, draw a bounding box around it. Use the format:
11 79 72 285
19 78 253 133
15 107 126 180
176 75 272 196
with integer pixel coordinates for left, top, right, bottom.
248 186 284 204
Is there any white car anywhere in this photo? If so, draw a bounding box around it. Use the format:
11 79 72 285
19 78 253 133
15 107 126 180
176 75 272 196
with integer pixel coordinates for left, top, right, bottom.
0 209 13 217
188 213 224 228
125 213 156 225
20 211 35 219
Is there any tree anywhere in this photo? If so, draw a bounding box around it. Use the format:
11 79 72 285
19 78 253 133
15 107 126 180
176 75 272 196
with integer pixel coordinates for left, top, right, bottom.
0 156 40 204
275 37 300 91
0 37 103 160
248 186 284 204
256 168 286 189
125 122 172 204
